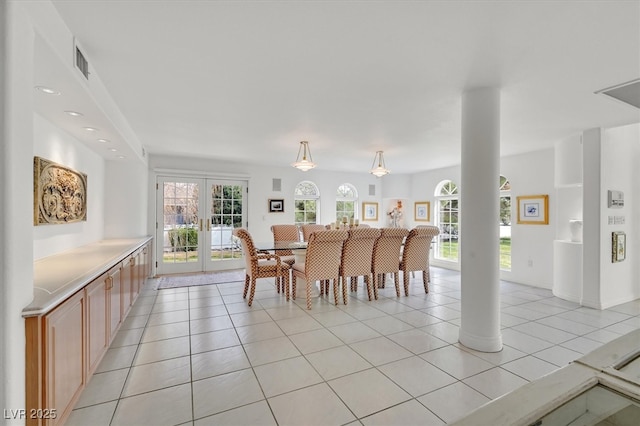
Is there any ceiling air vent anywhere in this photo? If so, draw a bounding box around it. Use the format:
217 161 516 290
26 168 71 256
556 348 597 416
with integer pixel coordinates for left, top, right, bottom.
75 45 89 80
596 78 640 109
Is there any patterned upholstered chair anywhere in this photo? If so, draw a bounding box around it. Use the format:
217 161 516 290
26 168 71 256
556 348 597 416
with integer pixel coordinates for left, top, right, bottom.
234 228 291 306
291 230 348 310
340 227 381 304
301 224 327 242
400 226 439 295
371 228 409 298
270 225 300 259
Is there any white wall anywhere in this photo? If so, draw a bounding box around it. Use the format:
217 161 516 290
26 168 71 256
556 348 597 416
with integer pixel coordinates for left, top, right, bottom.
33 114 106 260
0 0 7 418
2 1 37 419
410 148 556 288
501 149 556 287
104 160 149 239
599 123 639 307
148 154 385 245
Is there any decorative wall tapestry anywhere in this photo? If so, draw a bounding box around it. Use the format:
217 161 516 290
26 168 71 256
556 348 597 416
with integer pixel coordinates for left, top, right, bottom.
33 156 87 225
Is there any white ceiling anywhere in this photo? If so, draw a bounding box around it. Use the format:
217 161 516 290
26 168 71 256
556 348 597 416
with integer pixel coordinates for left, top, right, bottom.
38 0 640 173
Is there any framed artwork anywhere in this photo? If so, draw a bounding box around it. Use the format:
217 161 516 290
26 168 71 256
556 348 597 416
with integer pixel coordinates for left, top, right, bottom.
516 194 549 225
269 199 284 213
362 202 378 221
414 201 430 222
612 231 626 263
33 156 87 225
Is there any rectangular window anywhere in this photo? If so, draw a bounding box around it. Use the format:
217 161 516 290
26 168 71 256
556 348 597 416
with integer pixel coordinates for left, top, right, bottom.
295 200 317 225
436 199 459 261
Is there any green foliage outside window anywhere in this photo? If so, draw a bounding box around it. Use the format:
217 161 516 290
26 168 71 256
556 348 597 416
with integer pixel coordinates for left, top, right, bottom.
168 227 198 252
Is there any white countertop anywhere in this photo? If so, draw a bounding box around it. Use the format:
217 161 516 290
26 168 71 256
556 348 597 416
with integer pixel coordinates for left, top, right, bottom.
23 237 152 317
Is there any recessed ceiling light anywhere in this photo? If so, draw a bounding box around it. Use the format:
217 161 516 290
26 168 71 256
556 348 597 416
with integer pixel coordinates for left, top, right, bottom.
35 86 61 95
108 148 117 152
83 127 98 132
116 155 126 159
97 139 110 143
65 110 84 117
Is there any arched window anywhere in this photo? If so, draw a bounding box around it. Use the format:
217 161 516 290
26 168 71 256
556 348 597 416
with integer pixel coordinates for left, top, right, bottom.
294 181 320 225
500 175 512 270
336 183 358 222
434 180 459 262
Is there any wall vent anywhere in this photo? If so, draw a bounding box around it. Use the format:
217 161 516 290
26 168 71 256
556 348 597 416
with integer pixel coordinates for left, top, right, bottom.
272 178 282 192
596 78 640 109
369 184 376 196
75 45 89 80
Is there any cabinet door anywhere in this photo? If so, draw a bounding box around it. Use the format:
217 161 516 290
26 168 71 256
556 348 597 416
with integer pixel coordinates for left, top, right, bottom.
132 251 141 300
143 243 152 280
45 291 85 425
108 266 122 341
121 257 133 316
86 275 109 376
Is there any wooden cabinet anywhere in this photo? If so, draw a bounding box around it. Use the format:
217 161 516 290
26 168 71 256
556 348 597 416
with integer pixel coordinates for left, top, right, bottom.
42 291 85 426
108 266 122 342
143 244 152 280
85 274 108 377
121 256 134 317
26 238 152 426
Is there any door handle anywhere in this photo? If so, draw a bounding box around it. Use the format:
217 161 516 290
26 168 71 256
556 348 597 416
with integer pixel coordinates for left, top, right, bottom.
199 219 203 231
207 219 211 232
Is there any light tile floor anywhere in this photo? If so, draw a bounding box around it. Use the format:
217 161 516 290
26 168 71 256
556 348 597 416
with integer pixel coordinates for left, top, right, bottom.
68 267 640 425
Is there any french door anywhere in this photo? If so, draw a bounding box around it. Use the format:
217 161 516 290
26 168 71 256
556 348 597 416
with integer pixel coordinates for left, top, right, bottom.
156 176 247 275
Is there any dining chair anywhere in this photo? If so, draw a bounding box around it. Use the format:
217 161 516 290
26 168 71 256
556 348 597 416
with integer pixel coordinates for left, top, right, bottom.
371 228 409 298
301 224 327 242
291 230 348 310
400 226 439 295
340 227 381 304
270 224 299 292
233 228 291 306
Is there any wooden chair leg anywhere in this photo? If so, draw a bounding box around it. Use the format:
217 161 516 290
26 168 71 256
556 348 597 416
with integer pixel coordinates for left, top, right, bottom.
331 278 339 305
394 272 401 297
248 278 257 306
243 275 250 298
423 269 429 293
364 275 373 301
291 276 297 300
372 274 379 300
341 276 348 305
403 270 409 296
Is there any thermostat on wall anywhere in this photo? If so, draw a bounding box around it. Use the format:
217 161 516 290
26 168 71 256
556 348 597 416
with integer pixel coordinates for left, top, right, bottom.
608 190 624 208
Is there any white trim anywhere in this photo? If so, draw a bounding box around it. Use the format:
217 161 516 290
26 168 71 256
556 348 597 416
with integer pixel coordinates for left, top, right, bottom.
153 168 250 180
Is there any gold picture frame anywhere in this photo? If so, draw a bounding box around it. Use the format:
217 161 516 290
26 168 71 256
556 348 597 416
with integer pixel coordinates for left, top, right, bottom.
33 156 87 225
516 194 549 225
362 202 378 221
612 231 626 263
414 201 430 222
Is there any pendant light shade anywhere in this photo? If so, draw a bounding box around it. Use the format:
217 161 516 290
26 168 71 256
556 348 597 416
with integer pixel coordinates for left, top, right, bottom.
291 141 316 171
369 150 390 177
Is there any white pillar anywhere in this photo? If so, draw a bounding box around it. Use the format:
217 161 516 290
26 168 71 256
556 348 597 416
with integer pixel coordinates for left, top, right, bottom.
459 87 503 352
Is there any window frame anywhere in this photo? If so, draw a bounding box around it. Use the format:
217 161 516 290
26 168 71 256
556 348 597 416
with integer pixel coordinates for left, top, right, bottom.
294 180 320 225
335 183 358 222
